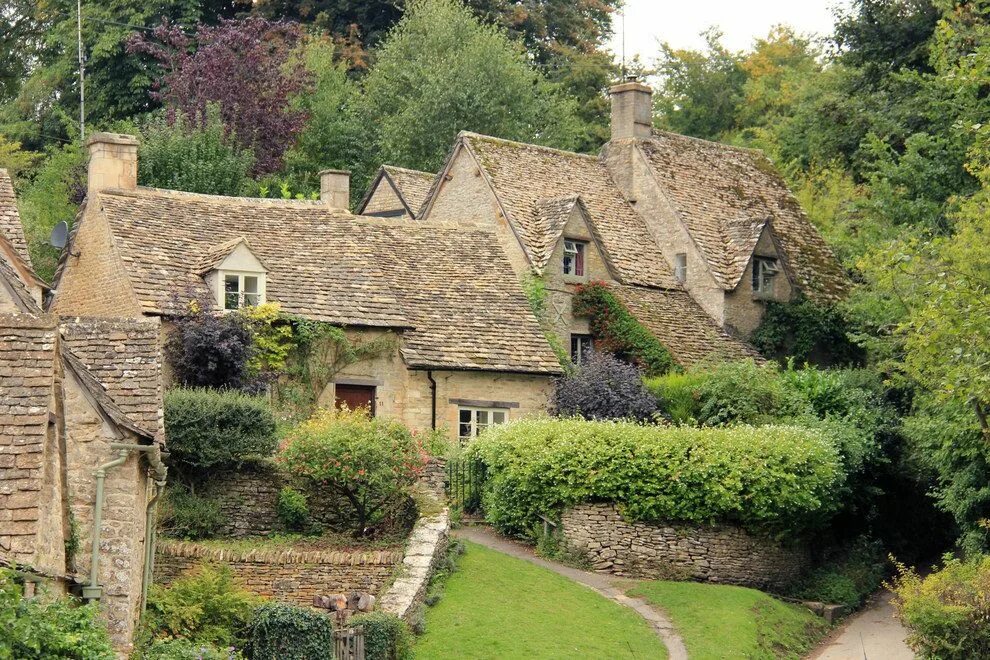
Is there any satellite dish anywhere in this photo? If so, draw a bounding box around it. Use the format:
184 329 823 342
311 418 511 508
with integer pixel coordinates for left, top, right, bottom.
50 221 69 249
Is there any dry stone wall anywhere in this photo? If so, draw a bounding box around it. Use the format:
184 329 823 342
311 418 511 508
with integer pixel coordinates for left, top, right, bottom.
561 504 807 590
378 504 449 622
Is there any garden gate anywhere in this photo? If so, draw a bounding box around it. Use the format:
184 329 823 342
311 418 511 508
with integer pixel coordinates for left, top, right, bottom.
333 626 364 660
445 458 486 513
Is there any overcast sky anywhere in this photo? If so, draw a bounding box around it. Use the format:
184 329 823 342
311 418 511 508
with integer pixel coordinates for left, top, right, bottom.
607 0 850 63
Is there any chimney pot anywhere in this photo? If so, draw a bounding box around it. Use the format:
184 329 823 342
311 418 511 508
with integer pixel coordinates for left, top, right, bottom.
609 81 653 140
86 132 139 195
319 169 350 210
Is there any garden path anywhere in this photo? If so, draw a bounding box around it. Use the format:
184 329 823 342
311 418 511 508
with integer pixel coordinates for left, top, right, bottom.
807 590 914 660
452 525 688 660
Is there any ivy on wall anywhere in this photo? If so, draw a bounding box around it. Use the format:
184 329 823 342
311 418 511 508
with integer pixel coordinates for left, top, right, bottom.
521 274 572 368
572 281 675 376
750 296 864 367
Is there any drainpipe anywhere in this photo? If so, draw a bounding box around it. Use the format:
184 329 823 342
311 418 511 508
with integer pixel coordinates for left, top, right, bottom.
82 448 131 602
427 371 437 430
141 479 165 612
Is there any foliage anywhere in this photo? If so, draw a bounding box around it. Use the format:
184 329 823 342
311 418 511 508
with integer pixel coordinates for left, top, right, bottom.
360 0 580 176
0 569 114 659
138 106 253 196
164 301 254 390
128 17 310 175
140 564 261 651
238 303 295 380
276 408 427 536
415 540 666 658
137 639 241 660
275 486 310 533
520 274 570 367
791 537 888 609
469 417 843 538
247 602 333 660
164 388 277 473
158 488 226 540
550 351 662 422
891 554 990 660
629 580 828 659
751 296 864 366
571 281 675 376
350 611 413 660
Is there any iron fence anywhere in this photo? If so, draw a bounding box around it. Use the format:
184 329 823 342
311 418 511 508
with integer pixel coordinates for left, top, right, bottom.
446 458 486 513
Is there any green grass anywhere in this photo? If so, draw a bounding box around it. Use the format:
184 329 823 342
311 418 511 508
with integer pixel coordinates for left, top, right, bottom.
629 581 829 660
414 541 667 659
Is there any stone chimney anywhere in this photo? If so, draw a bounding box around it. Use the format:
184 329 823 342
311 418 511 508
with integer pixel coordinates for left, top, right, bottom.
86 132 139 196
319 169 350 210
609 80 653 140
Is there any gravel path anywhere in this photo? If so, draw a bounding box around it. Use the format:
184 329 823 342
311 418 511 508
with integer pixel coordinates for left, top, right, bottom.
807 590 914 660
452 525 687 660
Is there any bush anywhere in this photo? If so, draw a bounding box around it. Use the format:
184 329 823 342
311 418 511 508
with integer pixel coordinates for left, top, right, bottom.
891 555 990 660
277 408 427 536
137 638 242 660
276 486 310 532
468 418 843 538
248 602 334 660
165 303 254 390
0 569 115 659
140 564 261 651
791 538 888 609
159 489 227 540
350 612 413 660
164 388 277 473
750 296 864 367
551 351 663 422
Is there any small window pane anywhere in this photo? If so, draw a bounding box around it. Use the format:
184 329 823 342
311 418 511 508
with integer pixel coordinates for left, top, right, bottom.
492 411 506 424
476 410 489 426
574 243 585 277
243 293 260 307
243 276 258 293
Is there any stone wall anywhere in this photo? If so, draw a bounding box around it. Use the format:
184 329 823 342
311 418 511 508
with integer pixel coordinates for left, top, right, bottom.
420 457 447 499
561 504 807 590
378 504 450 623
154 542 402 607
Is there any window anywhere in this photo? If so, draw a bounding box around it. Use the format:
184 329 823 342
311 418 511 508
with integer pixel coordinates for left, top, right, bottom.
563 239 586 277
458 407 507 443
752 257 779 296
570 334 593 364
674 253 688 283
222 272 263 310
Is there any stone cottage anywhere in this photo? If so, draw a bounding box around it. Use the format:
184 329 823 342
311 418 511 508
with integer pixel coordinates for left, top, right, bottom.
50 134 561 443
357 164 436 219
0 170 166 651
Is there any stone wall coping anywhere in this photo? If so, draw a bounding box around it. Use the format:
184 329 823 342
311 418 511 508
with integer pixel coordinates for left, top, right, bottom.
156 540 403 566
379 499 450 621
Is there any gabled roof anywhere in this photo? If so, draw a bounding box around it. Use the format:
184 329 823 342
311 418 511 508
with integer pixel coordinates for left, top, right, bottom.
615 285 762 367
194 236 268 275
357 165 437 219
426 132 679 289
0 250 41 313
636 132 848 302
529 195 581 271
0 170 31 267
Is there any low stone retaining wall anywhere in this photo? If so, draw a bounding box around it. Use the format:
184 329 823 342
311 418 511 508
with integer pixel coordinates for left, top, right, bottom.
561 504 807 590
379 503 450 622
154 541 402 607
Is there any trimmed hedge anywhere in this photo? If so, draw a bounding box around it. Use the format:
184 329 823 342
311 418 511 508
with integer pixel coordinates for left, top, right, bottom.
164 388 277 471
468 418 843 538
350 612 412 660
249 602 333 660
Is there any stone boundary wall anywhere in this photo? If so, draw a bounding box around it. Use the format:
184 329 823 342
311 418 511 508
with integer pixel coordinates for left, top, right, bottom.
154 541 402 607
378 504 450 622
561 504 808 590
420 457 447 499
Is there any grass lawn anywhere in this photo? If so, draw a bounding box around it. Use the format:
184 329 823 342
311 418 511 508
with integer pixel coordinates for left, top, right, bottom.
628 581 829 660
414 541 667 659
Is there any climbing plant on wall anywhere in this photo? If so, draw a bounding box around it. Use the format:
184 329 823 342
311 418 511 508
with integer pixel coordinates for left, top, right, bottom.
521 274 571 368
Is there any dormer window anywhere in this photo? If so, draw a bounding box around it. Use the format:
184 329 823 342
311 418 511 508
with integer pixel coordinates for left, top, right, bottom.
674 253 688 283
563 239 586 277
752 257 779 297
223 272 263 310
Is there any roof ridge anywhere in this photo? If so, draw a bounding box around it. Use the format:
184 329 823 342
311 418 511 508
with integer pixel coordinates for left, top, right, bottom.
649 130 766 157
0 312 56 329
382 164 434 177
101 186 344 210
458 131 598 161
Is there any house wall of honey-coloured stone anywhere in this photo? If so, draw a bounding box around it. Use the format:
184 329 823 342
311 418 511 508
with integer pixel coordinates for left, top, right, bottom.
363 179 411 218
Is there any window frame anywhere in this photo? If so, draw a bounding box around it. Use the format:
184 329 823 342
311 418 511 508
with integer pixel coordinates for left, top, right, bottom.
674 253 688 283
458 406 508 444
562 239 587 278
219 270 266 311
570 333 593 365
752 257 779 297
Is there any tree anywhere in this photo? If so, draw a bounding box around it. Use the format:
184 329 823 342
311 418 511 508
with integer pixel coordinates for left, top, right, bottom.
360 0 580 174
129 17 310 176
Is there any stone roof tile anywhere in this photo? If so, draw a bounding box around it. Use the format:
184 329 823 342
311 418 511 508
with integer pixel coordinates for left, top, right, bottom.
382 166 436 216
0 170 31 267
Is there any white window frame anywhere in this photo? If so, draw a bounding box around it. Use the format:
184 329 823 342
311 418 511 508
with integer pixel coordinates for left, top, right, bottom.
570 333 593 365
562 239 587 277
219 270 266 310
674 253 688 283
752 257 779 297
458 406 508 444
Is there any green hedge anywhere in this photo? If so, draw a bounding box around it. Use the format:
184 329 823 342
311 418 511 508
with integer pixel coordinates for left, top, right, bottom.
468 418 843 538
164 388 277 472
249 602 334 660
350 612 412 660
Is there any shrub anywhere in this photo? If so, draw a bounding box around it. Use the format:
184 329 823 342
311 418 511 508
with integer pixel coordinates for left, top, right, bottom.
750 296 864 366
791 538 888 609
140 564 261 651
137 638 242 659
468 418 843 538
0 569 115 659
248 602 334 660
165 301 255 390
159 489 227 540
277 408 427 536
276 486 310 532
164 388 277 473
551 351 663 422
350 611 413 660
891 555 990 660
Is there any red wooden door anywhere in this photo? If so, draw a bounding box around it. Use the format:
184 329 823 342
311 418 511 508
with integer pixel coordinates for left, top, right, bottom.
334 384 376 415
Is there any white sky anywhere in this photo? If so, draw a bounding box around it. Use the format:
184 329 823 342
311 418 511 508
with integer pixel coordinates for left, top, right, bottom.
608 0 850 62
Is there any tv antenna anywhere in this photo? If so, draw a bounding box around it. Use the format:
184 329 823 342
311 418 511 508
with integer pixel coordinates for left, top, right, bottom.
77 0 85 141
620 7 626 79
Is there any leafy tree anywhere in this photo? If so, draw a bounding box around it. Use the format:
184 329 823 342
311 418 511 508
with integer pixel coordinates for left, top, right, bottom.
164 298 255 390
138 105 254 195
551 350 662 422
360 0 580 174
129 17 310 175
